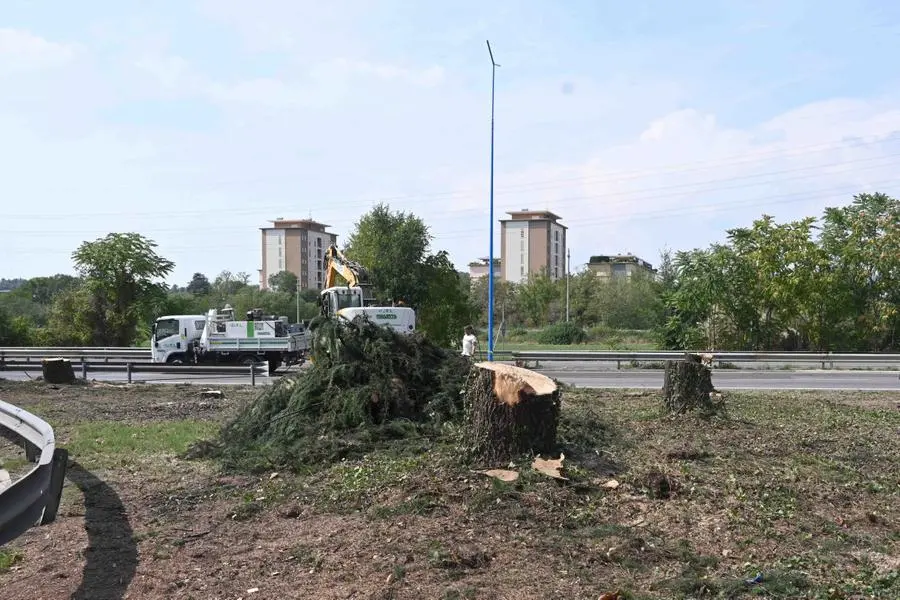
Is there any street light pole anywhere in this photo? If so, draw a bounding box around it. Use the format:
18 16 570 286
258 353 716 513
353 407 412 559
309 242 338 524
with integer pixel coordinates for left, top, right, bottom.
566 247 571 322
486 40 500 362
296 276 300 324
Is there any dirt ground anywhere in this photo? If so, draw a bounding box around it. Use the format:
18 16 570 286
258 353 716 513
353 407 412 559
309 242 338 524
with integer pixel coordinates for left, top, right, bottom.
1 378 898 599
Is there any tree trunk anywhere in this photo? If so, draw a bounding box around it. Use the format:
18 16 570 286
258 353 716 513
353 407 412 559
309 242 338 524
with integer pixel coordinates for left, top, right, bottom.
465 362 560 466
42 358 76 384
662 353 720 415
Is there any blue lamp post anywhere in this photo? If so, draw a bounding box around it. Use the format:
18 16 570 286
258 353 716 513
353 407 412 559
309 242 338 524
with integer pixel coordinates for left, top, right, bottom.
486 40 500 361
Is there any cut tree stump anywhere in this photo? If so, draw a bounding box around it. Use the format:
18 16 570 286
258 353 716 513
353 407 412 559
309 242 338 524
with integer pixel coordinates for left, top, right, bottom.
465 362 561 466
42 358 76 384
662 353 721 415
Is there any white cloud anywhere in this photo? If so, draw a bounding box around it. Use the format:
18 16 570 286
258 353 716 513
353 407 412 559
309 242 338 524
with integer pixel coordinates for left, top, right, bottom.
464 97 900 269
0 28 78 72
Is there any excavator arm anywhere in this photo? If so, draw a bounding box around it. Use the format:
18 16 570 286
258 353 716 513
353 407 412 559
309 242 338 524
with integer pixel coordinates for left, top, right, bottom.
324 245 373 292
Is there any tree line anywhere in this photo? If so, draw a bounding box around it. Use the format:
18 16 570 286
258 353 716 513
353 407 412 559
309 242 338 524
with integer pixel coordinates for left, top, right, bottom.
0 204 477 349
1 193 897 352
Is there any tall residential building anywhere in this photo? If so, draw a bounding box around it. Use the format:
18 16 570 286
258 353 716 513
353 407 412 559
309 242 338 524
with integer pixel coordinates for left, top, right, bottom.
499 210 567 284
259 218 338 291
587 254 657 281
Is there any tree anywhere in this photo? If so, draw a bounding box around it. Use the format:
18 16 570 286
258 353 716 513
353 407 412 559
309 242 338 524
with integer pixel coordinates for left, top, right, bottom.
187 273 211 295
71 232 175 346
268 270 299 294
517 269 558 326
344 203 431 305
343 203 474 346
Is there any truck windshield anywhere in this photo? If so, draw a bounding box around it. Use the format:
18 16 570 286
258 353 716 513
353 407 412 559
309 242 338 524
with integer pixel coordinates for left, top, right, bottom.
154 318 180 340
336 292 361 310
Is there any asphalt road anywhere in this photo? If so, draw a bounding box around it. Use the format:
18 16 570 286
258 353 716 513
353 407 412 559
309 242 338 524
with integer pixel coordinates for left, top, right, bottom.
2 365 900 391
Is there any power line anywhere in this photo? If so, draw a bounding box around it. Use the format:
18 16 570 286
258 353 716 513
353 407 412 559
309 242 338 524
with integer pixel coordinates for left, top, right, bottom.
4 134 898 221
4 154 898 237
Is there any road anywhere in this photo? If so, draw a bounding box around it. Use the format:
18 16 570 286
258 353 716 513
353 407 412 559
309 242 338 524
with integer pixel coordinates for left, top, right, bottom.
2 365 900 391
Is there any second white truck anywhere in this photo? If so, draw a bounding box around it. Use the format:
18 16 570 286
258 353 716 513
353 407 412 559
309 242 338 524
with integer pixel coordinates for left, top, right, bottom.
150 305 309 374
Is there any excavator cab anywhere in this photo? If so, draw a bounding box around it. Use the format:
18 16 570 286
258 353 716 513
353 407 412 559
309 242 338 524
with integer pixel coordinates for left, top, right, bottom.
320 286 365 318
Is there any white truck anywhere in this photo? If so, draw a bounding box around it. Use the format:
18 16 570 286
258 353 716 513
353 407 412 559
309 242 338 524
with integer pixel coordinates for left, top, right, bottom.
150 305 309 374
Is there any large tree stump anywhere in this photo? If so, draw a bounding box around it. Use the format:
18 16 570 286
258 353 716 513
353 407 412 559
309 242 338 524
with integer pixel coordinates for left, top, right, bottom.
465 362 561 466
42 358 76 384
662 353 721 415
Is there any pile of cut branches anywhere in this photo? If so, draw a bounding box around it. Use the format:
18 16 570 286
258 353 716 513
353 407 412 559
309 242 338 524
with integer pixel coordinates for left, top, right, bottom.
205 316 472 471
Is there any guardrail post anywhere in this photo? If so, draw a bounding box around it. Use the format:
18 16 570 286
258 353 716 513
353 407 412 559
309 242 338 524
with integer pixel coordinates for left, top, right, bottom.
126 362 133 384
81 361 88 380
250 363 256 386
617 360 621 370
40 448 69 525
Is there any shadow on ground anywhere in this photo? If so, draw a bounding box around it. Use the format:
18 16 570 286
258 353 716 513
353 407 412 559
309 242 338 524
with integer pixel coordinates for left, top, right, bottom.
66 462 137 600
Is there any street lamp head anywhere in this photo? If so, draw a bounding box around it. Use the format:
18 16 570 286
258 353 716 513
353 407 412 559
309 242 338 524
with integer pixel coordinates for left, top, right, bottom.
486 40 501 67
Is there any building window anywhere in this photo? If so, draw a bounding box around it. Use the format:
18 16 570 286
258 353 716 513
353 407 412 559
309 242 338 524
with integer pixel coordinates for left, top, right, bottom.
317 259 322 270
316 248 322 259
520 265 525 276
316 238 322 247
554 230 559 241
554 267 558 278
554 242 559 254
520 230 524 238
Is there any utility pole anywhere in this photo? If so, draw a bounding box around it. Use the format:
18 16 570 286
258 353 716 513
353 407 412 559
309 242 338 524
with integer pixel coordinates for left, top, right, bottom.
566 247 571 322
486 40 500 361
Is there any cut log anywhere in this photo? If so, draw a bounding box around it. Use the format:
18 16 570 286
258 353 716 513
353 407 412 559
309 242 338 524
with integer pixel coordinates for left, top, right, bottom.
662 353 721 415
41 358 76 384
464 362 561 465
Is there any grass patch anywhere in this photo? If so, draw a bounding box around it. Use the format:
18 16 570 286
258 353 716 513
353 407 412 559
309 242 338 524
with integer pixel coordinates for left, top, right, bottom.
65 420 219 466
0 548 24 573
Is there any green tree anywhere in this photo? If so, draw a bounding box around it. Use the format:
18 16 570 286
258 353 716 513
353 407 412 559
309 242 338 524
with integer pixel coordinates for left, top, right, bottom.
343 203 474 346
268 270 299 294
0 306 31 345
186 272 211 295
517 269 559 326
71 232 175 346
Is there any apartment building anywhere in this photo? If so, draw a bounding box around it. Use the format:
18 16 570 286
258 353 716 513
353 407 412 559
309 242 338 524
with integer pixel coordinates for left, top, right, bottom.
499 210 567 284
467 257 502 284
259 218 338 291
587 254 657 281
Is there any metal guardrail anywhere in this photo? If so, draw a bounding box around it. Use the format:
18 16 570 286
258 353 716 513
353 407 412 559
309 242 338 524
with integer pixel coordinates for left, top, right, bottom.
0 400 68 546
0 347 147 363
511 350 900 369
0 361 269 385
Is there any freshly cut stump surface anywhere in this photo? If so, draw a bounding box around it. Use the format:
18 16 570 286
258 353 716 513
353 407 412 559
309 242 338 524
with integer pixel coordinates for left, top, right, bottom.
465 362 560 466
662 353 717 414
41 358 76 384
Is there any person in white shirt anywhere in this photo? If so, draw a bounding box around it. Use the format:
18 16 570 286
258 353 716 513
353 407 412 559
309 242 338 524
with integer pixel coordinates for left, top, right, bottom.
461 325 478 358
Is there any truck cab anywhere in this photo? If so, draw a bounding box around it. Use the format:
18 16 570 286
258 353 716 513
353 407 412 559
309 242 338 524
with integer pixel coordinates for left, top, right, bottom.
151 314 206 363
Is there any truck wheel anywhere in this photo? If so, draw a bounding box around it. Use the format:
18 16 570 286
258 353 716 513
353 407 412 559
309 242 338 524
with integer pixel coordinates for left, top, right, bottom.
166 354 186 365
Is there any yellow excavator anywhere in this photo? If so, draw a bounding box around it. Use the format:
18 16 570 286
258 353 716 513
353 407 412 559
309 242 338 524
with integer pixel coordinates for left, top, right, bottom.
319 245 416 334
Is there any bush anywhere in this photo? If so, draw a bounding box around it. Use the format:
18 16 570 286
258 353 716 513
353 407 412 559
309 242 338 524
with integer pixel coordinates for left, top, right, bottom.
537 322 587 345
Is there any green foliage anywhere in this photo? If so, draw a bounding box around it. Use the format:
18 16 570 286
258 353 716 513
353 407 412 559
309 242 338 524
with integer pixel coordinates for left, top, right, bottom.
536 322 586 345
268 270 298 294
343 203 476 346
205 316 472 471
186 272 211 295
662 193 900 351
0 307 31 345
70 232 175 346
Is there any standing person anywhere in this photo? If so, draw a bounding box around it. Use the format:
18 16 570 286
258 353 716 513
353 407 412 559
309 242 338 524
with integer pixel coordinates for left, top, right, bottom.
461 325 478 359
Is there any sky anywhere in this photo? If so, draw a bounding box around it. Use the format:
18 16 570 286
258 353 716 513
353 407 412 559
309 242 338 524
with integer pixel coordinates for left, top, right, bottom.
2 0 900 286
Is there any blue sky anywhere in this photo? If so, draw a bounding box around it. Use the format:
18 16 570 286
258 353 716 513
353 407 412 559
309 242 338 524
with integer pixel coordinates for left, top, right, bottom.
3 1 900 285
